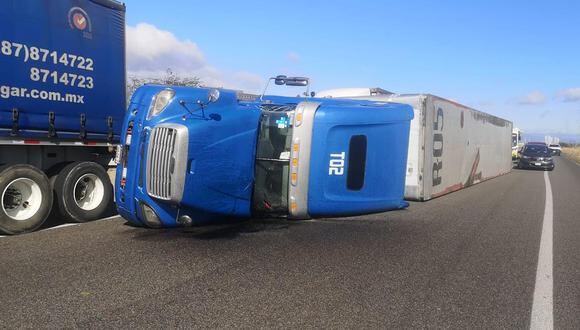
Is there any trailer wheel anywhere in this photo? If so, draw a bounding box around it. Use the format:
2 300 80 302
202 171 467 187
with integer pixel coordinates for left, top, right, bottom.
0 165 53 234
54 161 113 223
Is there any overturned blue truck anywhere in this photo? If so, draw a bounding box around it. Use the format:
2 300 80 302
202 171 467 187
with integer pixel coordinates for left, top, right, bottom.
115 78 414 227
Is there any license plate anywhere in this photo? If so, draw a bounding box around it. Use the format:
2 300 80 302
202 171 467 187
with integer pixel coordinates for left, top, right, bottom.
534 162 542 166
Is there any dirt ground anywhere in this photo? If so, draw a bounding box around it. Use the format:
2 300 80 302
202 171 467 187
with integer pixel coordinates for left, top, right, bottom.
562 146 580 165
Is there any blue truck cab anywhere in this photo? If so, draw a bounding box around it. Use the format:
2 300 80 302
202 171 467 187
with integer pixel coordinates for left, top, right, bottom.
116 85 413 227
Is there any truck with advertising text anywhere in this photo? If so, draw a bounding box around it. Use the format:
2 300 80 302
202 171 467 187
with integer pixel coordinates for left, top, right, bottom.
0 0 125 234
115 78 414 228
317 88 513 201
512 127 524 159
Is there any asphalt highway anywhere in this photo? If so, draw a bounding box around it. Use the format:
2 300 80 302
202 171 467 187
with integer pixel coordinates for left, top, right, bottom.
0 157 578 328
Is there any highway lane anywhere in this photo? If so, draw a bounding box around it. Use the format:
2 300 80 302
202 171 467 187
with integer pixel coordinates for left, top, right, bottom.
0 157 578 328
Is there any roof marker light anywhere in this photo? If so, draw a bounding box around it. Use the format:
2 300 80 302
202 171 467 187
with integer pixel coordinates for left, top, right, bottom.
295 106 304 127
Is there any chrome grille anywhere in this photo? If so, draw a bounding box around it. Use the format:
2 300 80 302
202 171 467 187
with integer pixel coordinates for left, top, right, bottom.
147 127 177 199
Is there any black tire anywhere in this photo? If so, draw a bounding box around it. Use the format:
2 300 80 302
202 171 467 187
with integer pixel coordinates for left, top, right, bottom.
0 164 53 235
54 161 113 223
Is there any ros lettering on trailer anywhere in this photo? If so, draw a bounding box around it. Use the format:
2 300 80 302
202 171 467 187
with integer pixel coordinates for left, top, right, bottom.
432 107 444 186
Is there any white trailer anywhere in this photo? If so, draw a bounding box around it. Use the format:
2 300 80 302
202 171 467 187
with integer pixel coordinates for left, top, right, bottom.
512 127 524 159
317 88 513 200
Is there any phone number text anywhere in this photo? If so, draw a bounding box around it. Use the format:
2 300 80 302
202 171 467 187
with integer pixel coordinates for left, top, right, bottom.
1 40 94 71
30 68 94 89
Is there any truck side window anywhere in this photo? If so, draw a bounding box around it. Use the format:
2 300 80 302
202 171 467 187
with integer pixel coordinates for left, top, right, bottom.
347 135 367 191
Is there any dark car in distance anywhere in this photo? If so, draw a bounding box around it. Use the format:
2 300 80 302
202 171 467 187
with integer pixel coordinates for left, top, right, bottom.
517 143 555 171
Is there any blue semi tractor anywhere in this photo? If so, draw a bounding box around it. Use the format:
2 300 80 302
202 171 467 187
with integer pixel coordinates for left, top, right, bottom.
115 82 414 228
0 0 125 234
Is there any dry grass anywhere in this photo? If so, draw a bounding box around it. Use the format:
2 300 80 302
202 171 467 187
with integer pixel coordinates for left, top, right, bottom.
562 146 580 165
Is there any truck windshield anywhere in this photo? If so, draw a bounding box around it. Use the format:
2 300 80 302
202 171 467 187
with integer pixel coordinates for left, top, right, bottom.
252 111 294 215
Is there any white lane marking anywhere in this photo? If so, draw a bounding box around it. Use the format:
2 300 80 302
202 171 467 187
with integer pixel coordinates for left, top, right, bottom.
40 215 119 231
0 215 120 238
94 215 121 222
530 171 554 330
41 223 79 231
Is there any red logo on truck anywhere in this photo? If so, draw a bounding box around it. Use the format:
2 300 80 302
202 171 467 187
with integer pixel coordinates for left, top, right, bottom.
73 12 88 30
68 7 92 38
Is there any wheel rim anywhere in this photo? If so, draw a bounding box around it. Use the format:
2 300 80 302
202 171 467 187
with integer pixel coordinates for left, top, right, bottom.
73 174 104 211
2 178 43 221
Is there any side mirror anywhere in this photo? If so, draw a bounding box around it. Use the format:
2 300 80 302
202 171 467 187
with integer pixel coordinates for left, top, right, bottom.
261 75 311 101
284 77 309 87
274 75 287 85
273 75 309 87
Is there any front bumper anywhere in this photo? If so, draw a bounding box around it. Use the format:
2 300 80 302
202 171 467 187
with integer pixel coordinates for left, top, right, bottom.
518 159 554 170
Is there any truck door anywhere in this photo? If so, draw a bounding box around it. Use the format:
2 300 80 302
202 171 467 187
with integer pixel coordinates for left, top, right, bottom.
252 111 293 215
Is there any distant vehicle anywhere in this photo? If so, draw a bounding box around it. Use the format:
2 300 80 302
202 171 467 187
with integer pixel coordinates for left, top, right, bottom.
512 128 524 160
517 144 554 171
548 144 561 156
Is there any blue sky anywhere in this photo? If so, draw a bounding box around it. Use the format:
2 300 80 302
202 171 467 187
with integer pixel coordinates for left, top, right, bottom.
123 0 580 140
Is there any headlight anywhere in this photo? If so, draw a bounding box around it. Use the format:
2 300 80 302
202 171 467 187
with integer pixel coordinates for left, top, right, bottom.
140 202 162 228
147 89 175 119
522 155 530 159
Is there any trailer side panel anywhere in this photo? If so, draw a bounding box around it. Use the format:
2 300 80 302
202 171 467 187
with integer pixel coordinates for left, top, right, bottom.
422 95 512 200
0 0 125 141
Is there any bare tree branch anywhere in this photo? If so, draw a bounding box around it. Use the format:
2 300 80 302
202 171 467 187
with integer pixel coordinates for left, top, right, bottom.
127 68 202 101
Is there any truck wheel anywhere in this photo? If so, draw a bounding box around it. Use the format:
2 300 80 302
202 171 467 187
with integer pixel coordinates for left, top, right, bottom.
54 161 113 223
0 165 53 234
